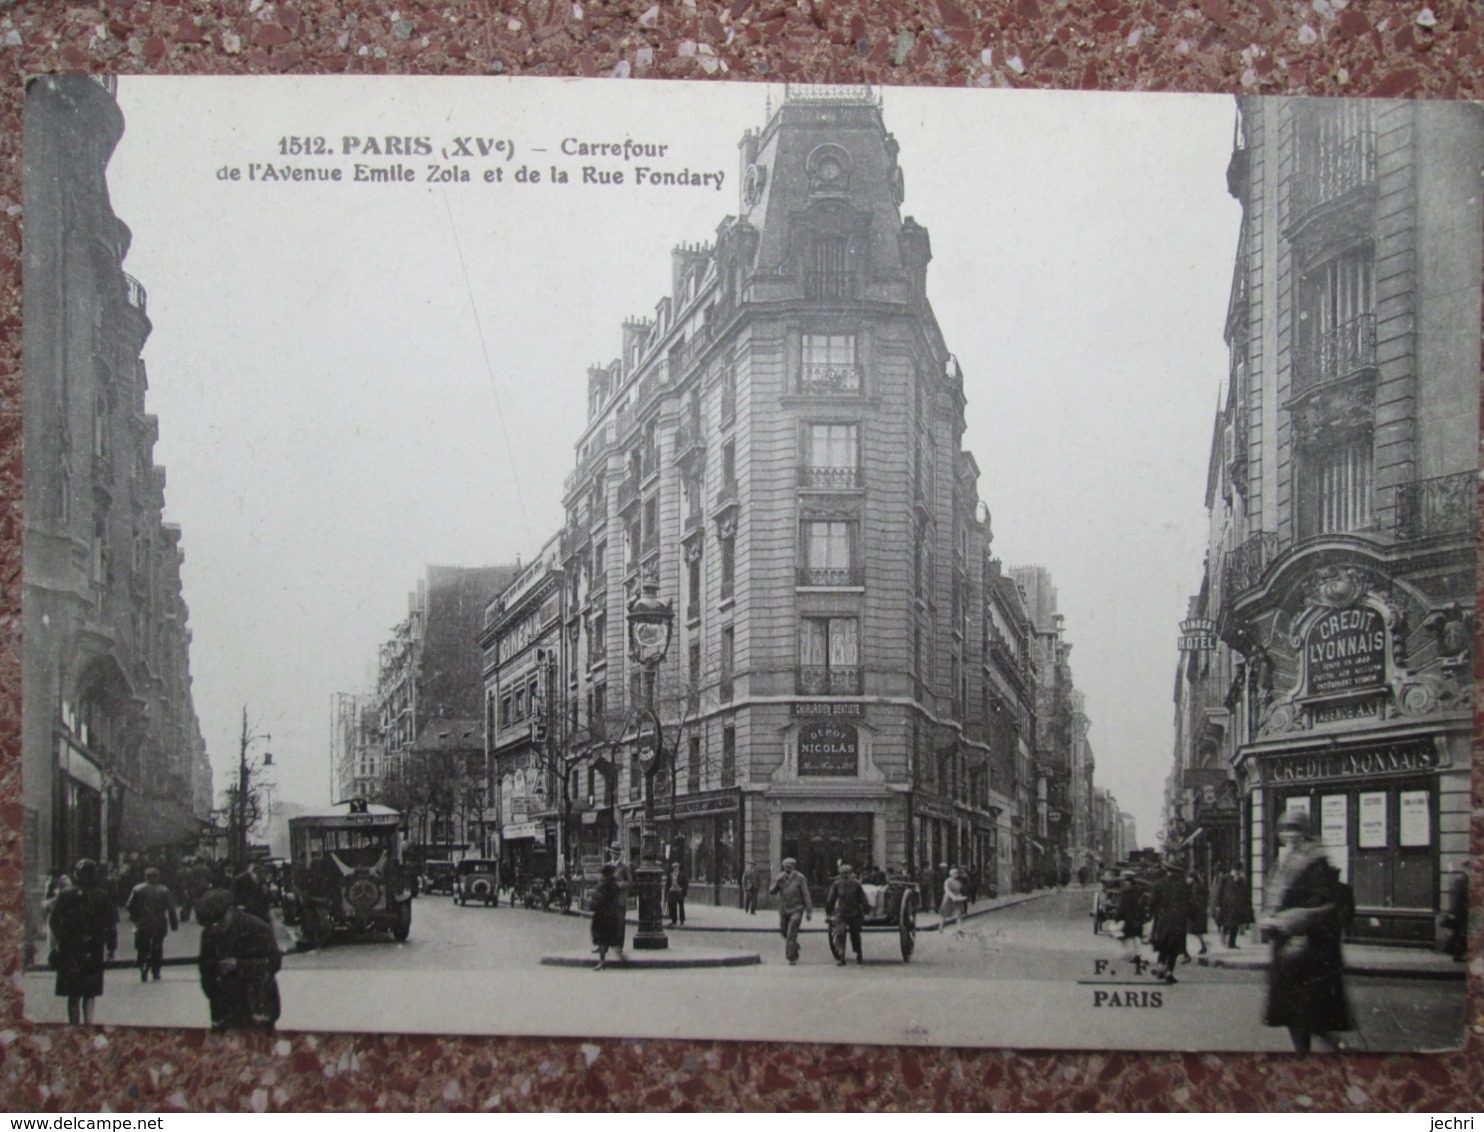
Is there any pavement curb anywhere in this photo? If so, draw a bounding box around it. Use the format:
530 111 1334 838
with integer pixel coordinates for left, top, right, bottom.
541 949 762 970
1197 953 1466 981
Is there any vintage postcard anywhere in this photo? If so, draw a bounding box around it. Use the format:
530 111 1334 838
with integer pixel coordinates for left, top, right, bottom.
20 76 1476 1051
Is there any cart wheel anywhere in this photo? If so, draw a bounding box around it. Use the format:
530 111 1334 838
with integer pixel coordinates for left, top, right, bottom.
391 900 412 942
899 891 918 962
827 918 847 962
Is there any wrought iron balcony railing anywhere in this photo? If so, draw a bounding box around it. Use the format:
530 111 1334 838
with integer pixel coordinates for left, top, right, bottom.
796 565 864 587
804 272 858 301
796 665 862 696
797 465 861 490
799 362 862 395
123 273 147 316
1294 312 1375 394
1222 531 1278 598
1395 471 1477 541
616 476 641 512
1292 131 1376 217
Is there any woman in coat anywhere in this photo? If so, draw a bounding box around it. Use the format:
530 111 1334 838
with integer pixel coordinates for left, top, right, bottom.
590 863 627 970
1215 864 1255 948
49 859 118 1025
1261 809 1353 1052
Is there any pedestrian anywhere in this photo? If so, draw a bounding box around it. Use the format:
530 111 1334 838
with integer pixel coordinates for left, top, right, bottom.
939 867 969 930
48 859 118 1025
1440 861 1468 962
824 864 871 965
666 861 688 926
1185 869 1210 957
1214 863 1255 948
233 868 274 924
769 857 813 965
590 863 627 970
195 888 282 1032
1116 869 1148 950
125 866 179 982
1146 862 1191 983
919 863 938 911
742 860 761 914
1260 808 1354 1053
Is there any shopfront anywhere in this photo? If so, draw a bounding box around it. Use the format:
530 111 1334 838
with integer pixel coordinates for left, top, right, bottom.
663 790 740 906
1252 737 1453 944
502 818 556 881
55 737 106 870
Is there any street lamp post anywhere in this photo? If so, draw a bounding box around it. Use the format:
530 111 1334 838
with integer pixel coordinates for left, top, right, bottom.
626 574 674 951
234 707 273 873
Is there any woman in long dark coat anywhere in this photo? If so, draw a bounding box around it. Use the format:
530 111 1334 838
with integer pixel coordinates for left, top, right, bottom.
49 859 118 1024
1261 809 1353 1052
1146 863 1191 983
590 863 627 970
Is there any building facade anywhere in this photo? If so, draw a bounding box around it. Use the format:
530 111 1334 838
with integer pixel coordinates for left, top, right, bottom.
331 691 381 805
1185 97 1480 945
369 563 516 858
22 76 212 943
530 88 1124 905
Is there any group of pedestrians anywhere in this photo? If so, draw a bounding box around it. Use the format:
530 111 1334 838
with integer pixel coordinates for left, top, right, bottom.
44 856 282 1032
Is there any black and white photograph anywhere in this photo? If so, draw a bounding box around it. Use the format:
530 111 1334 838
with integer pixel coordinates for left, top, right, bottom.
20 75 1477 1051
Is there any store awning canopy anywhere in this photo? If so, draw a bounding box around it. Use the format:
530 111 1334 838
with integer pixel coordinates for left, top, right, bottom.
119 795 210 850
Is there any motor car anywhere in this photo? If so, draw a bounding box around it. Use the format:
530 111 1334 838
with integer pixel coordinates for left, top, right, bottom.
454 858 500 907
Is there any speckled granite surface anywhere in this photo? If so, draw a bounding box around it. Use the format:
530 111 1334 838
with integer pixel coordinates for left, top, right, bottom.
0 0 1479 1112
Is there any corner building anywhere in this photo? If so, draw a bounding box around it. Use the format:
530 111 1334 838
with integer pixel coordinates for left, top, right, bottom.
556 88 1032 904
1211 98 1480 944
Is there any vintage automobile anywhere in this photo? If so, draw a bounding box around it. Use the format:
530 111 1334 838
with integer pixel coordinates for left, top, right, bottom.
422 860 457 896
285 801 414 949
826 869 920 963
454 858 500 907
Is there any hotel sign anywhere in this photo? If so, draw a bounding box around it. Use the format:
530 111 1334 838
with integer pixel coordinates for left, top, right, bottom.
1178 619 1217 652
798 721 858 777
1261 741 1437 784
1303 606 1386 696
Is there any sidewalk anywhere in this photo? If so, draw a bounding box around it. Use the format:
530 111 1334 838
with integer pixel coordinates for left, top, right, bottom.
600 887 1055 935
1195 933 1465 981
29 909 297 973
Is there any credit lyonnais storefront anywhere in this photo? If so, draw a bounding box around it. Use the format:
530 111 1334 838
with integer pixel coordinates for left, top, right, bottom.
1229 561 1472 947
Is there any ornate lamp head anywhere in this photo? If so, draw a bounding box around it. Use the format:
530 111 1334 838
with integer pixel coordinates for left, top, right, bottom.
627 573 673 666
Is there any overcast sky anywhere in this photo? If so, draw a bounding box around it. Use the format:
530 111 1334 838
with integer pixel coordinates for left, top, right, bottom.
105 77 1241 843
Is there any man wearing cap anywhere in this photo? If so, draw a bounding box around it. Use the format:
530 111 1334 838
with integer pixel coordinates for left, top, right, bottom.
769 857 812 965
126 866 179 983
1260 807 1353 1053
824 864 872 965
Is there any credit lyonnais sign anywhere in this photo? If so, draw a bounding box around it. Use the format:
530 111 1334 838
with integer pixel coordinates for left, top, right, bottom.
798 721 858 777
1261 741 1437 784
1304 606 1386 696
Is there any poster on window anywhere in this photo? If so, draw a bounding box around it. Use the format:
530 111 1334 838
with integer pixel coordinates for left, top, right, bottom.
1359 792 1389 849
1320 795 1349 883
1399 790 1432 847
21 76 1476 1055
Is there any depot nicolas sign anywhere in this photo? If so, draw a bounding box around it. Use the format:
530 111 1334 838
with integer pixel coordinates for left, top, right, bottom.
798 721 859 777
1304 605 1386 696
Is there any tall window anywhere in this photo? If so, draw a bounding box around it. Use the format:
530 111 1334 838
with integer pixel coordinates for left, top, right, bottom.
687 640 701 714
720 626 735 702
1307 432 1374 536
720 440 737 499
1296 246 1374 392
798 616 861 695
799 423 860 489
720 367 737 428
720 531 736 601
686 550 702 621
806 236 850 299
687 735 701 792
800 333 859 393
721 725 736 788
800 519 859 586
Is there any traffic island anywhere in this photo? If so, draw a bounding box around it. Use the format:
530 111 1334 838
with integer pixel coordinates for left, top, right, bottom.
541 947 761 970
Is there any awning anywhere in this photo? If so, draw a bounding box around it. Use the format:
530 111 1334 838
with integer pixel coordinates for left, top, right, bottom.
119 795 210 849
503 820 544 841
